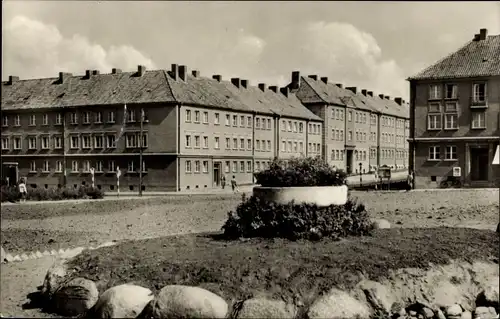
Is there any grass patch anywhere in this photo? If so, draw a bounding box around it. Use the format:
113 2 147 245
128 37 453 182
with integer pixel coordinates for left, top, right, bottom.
67 228 499 306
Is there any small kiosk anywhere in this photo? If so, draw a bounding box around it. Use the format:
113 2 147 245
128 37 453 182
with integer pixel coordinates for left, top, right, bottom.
377 165 392 190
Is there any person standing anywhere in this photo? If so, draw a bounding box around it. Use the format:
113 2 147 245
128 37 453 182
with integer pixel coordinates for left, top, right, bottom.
230 175 238 193
406 170 414 191
221 175 226 189
18 178 27 203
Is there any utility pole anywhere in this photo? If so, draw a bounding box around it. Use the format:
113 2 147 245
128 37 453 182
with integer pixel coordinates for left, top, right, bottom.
139 108 144 197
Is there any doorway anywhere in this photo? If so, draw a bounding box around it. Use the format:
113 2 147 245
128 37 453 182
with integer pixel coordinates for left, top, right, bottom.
346 150 353 174
470 147 489 181
2 163 18 186
213 162 221 186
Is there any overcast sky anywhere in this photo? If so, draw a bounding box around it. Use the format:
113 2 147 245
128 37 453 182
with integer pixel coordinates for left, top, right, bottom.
2 1 499 99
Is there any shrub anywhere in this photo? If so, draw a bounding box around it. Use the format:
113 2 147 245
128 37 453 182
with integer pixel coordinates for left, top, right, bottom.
1 185 21 203
1 185 103 202
222 193 374 240
254 156 347 187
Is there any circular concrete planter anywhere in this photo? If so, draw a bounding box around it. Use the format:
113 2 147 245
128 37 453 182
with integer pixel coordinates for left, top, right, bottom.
253 185 348 207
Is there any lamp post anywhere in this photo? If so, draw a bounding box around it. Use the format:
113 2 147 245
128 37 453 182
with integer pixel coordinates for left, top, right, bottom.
359 162 362 186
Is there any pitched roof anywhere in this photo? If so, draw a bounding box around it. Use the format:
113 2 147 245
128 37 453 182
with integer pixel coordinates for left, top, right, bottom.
1 68 322 121
408 34 500 80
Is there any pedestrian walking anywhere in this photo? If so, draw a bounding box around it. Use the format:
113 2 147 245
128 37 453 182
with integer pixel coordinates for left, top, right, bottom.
406 170 414 191
221 175 226 189
18 178 27 203
230 175 239 193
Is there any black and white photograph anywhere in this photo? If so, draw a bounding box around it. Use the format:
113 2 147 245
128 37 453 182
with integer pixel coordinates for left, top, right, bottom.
1 1 499 318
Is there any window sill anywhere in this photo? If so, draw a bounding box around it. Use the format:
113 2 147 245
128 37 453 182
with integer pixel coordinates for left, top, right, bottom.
444 159 458 161
29 170 37 174
444 128 459 131
427 128 442 131
471 127 486 130
94 121 103 124
107 122 116 124
427 159 441 162
41 170 50 173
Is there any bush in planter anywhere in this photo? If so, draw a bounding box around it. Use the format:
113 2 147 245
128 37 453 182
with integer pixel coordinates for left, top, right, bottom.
254 156 347 187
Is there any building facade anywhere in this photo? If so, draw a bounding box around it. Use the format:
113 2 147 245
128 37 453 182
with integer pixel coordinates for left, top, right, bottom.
408 28 500 188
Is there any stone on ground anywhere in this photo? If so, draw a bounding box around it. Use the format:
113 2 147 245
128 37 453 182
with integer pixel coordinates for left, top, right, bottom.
52 277 99 316
93 284 154 318
460 310 472 319
357 279 394 314
41 258 68 298
445 304 464 318
139 285 227 319
307 287 371 319
372 219 391 229
235 298 296 319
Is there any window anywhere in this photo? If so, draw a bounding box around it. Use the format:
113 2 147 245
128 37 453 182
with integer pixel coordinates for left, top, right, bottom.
71 136 79 149
82 135 91 149
128 161 135 172
141 160 146 172
471 112 486 129
232 138 238 149
247 139 252 150
299 141 303 152
240 138 245 150
108 111 115 123
246 116 252 128
56 161 63 173
30 160 36 172
126 134 137 148
71 160 79 172
299 122 303 133
29 114 36 126
1 137 9 150
127 109 136 122
203 112 209 124
203 136 209 148
225 161 230 173
70 112 78 124
185 110 191 122
94 135 103 148
282 140 286 152
53 113 62 125
445 146 457 160
444 114 458 130
256 118 261 129
203 161 208 173
13 137 21 149
348 131 352 141
28 136 37 150
293 141 298 152
428 114 442 130
287 141 292 153
472 83 486 102
83 112 90 124
185 135 191 148
348 111 352 121
293 122 298 132
194 135 200 148
240 115 245 127
40 160 49 172
42 114 49 125
96 160 103 172
267 140 271 151
267 119 271 130
247 161 252 172
214 136 220 149
194 111 200 123
225 138 230 149
108 160 116 172
232 161 237 173
95 112 102 123
41 136 49 149
256 140 261 151
214 113 220 125
225 114 230 126
2 115 8 127
429 84 441 100
232 115 237 126
240 161 245 172
14 115 20 126
428 146 440 161
287 121 292 132
107 135 116 148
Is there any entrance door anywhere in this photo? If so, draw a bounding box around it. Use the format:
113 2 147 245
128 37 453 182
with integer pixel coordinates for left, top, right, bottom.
470 148 489 181
2 163 18 186
346 150 353 174
213 162 221 186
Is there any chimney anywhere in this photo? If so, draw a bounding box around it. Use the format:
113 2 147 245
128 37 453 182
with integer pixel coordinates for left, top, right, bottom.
320 77 328 84
179 65 187 81
335 83 343 88
379 94 385 99
367 91 373 97
269 86 278 93
231 78 241 88
291 71 301 89
346 87 357 94
280 87 289 97
384 95 390 100
112 68 122 74
241 79 248 89
58 72 73 83
85 70 92 78
191 70 200 78
473 34 480 41
308 75 318 81
394 97 402 105
7 76 19 85
171 64 179 80
92 70 100 76
479 28 488 40
212 75 222 82
137 65 146 77
361 89 367 96
258 83 267 92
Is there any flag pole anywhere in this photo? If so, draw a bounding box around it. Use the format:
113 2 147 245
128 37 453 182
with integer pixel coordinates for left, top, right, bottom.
139 108 144 197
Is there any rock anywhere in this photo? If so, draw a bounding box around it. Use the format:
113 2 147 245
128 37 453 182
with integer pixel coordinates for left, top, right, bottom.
52 277 99 316
308 288 371 319
422 307 434 319
93 284 154 318
409 310 417 316
139 285 227 319
461 311 472 319
391 302 406 318
446 304 464 318
235 298 296 319
372 219 391 229
476 285 499 309
435 309 447 319
1 246 6 261
359 280 393 314
41 259 68 298
473 306 491 318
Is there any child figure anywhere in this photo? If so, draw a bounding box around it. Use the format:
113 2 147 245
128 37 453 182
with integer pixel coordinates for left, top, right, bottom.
230 175 238 193
18 178 27 203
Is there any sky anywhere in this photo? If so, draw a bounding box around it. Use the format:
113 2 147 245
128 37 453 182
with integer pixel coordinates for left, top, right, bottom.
2 1 500 99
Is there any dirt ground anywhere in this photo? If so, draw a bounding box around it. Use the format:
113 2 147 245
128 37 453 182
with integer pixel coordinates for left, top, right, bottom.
0 189 498 317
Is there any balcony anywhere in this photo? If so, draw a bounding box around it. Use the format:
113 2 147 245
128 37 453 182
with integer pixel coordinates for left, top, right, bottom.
470 96 488 109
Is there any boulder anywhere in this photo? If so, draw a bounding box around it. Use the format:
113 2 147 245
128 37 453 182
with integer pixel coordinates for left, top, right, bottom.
308 288 371 319
139 285 228 319
235 298 296 319
461 311 472 319
358 280 394 313
52 277 99 316
421 307 434 319
435 309 447 319
476 284 499 309
93 284 154 318
372 219 391 229
446 304 464 318
473 306 492 318
41 259 68 298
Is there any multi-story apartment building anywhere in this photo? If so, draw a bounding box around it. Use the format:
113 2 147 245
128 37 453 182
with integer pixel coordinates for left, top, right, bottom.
1 64 322 191
408 28 500 188
288 72 410 175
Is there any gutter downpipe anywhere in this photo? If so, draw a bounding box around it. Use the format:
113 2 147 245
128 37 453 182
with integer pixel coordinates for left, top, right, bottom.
252 111 256 184
176 103 181 192
409 80 416 189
